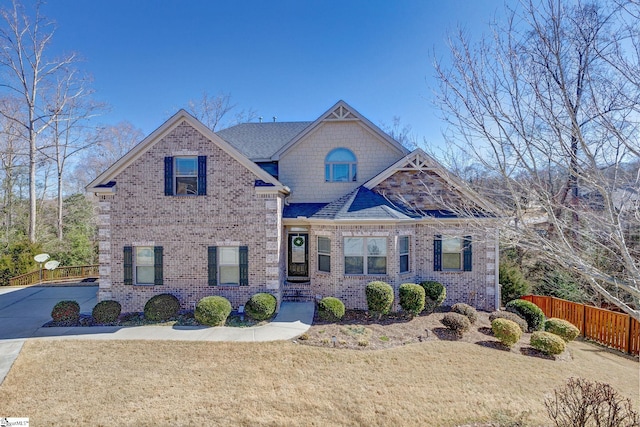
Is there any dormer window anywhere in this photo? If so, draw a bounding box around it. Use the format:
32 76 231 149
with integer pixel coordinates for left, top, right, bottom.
325 148 357 182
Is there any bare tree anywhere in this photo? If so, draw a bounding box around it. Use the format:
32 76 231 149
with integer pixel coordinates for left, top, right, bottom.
379 116 419 150
187 91 257 131
434 0 640 318
73 121 144 191
0 0 79 243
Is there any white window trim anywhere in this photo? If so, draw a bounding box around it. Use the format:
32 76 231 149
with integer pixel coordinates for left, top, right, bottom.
135 246 154 285
442 236 463 271
399 236 410 274
174 156 198 196
318 236 331 273
344 237 387 276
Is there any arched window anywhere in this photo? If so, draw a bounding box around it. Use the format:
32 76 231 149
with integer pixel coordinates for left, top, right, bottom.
325 148 357 182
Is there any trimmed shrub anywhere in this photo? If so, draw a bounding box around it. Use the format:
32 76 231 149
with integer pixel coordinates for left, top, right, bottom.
489 310 528 333
451 303 478 324
51 300 80 323
530 331 566 355
441 312 471 336
144 293 181 321
545 318 580 342
399 283 425 316
365 281 394 317
491 318 523 347
195 296 232 326
499 262 531 306
506 299 545 332
318 297 345 322
92 300 121 324
245 293 277 321
420 280 446 312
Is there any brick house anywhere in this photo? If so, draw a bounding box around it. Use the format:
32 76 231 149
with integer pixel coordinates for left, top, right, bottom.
87 100 501 313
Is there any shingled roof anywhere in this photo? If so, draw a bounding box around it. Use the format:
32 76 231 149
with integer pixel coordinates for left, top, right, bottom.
216 122 312 160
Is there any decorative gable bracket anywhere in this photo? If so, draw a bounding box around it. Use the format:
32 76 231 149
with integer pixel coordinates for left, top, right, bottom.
326 105 358 121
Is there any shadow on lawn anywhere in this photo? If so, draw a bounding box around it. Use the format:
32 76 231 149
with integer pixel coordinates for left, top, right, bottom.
476 340 512 352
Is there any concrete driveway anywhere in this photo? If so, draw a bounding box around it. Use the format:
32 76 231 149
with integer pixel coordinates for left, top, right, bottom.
0 285 97 384
0 285 97 340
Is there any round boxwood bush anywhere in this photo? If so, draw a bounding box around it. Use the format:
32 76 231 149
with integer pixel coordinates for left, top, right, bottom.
545 318 580 342
451 303 478 324
530 331 566 355
195 296 232 326
399 283 425 316
144 293 181 321
318 297 345 322
420 280 446 312
441 312 471 337
505 299 545 332
51 300 80 323
92 300 121 324
365 281 394 317
489 310 528 333
245 293 277 321
491 318 523 347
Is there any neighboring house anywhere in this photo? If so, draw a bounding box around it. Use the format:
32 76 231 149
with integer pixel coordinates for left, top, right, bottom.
87 100 501 313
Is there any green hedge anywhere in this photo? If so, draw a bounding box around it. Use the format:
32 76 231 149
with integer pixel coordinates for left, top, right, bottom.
365 281 394 317
420 280 446 312
489 311 528 333
144 293 181 321
530 331 566 355
195 296 232 326
92 300 121 324
491 318 522 347
318 297 345 322
51 300 80 323
544 318 580 342
245 293 277 321
506 299 545 332
399 283 425 316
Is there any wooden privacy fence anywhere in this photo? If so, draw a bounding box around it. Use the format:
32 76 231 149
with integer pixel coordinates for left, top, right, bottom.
521 295 640 356
8 265 99 287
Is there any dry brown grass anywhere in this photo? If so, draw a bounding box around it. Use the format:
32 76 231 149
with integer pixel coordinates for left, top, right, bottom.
0 338 637 426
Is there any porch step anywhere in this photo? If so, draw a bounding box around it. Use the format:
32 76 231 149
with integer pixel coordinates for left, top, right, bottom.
282 281 314 302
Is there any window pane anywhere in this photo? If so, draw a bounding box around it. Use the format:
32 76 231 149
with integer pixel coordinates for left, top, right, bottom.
344 238 363 256
175 157 197 175
443 237 462 253
351 164 357 181
345 256 363 274
136 247 154 265
219 265 239 284
367 238 386 256
318 254 331 272
326 148 356 162
368 257 387 274
136 266 154 284
442 253 462 270
219 247 239 265
325 164 330 182
400 254 409 273
175 177 197 195
332 164 349 182
399 236 409 254
318 237 330 253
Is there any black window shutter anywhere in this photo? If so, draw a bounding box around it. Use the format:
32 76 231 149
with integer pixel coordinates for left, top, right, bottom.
433 235 442 272
123 246 133 285
154 246 163 285
164 157 173 196
208 246 217 286
197 156 207 196
239 246 249 286
463 236 472 271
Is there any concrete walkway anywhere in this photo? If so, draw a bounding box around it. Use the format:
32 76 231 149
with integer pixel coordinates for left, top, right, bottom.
0 285 314 385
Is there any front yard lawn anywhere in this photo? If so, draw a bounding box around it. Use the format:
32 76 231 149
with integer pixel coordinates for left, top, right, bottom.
1 337 637 426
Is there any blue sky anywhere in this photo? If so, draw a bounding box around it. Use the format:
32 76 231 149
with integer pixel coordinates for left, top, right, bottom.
41 0 505 146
